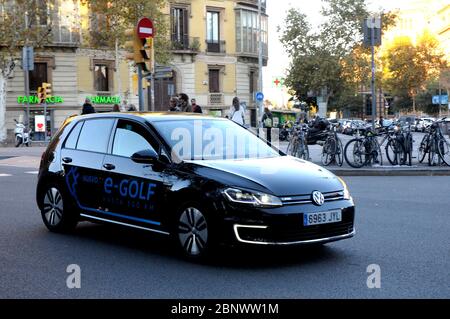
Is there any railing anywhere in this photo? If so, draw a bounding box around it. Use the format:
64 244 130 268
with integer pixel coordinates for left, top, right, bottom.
171 35 200 52
209 93 224 106
206 40 226 54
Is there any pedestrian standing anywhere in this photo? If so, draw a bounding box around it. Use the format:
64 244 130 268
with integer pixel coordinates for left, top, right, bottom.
81 98 96 115
229 97 245 126
178 93 192 112
128 104 137 111
191 98 202 113
120 99 129 112
112 104 121 112
262 107 273 145
169 97 180 112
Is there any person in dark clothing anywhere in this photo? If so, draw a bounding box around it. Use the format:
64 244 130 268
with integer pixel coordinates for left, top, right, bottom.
169 97 180 112
112 104 121 112
191 98 202 113
81 98 95 115
261 107 273 145
178 93 192 112
128 104 137 111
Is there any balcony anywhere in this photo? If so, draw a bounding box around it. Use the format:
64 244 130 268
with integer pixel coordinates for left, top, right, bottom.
237 0 267 11
51 25 80 46
171 36 200 53
209 93 224 106
206 40 226 54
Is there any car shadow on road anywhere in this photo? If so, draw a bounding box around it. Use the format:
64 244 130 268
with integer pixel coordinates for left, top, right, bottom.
66 222 346 270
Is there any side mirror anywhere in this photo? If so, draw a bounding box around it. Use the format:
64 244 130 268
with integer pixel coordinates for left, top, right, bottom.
131 149 158 164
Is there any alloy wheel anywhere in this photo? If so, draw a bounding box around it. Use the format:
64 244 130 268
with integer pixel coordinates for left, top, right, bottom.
43 187 63 226
177 207 208 257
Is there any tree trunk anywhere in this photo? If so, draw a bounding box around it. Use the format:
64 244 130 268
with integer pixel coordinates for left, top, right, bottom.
0 74 7 142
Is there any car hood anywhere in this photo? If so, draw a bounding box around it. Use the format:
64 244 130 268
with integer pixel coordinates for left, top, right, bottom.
184 156 344 196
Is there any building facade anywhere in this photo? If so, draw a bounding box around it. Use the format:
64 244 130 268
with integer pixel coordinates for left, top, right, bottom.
3 0 267 141
155 0 268 125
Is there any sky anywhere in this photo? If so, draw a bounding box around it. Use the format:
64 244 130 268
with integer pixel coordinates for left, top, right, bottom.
263 0 417 105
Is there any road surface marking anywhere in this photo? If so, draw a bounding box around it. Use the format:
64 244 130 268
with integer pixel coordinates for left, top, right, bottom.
0 174 12 177
25 171 39 175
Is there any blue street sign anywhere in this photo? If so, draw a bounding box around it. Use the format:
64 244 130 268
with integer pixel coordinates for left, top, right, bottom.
255 92 264 102
432 95 449 105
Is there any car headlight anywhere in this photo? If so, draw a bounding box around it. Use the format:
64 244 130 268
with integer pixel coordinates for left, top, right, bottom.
337 177 352 200
223 188 283 207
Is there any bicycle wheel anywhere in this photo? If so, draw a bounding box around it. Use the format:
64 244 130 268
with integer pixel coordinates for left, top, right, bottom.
372 138 383 166
336 138 344 166
298 141 309 160
437 136 450 166
417 134 428 163
321 139 335 166
344 139 366 168
386 139 405 165
286 139 297 156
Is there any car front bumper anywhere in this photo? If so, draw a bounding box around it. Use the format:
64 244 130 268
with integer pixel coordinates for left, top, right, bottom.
220 200 355 246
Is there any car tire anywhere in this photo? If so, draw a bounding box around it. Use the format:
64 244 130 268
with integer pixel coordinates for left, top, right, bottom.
174 202 215 260
40 183 79 233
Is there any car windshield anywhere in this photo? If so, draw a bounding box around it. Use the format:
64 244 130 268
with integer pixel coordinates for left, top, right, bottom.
152 119 280 161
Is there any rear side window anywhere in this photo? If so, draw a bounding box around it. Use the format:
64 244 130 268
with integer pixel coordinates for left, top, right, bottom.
64 121 83 149
77 119 114 153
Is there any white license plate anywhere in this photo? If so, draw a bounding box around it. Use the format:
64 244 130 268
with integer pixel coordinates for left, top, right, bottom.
303 210 342 226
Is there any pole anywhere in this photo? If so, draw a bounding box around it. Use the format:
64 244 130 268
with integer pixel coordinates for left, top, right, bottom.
439 80 442 119
137 64 144 111
115 38 122 102
371 23 376 130
43 102 47 142
24 12 30 133
257 0 263 132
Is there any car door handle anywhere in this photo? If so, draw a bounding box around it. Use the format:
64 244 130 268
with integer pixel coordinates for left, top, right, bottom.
62 157 72 163
103 163 115 170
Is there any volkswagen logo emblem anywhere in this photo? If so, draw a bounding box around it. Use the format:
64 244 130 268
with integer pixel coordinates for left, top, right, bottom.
312 191 325 206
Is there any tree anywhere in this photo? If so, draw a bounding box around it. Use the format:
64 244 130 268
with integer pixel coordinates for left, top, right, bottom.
382 33 447 113
80 0 170 65
279 0 396 115
0 0 54 142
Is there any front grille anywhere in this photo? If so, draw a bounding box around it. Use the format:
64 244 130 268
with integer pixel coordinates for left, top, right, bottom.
236 210 354 244
281 190 344 205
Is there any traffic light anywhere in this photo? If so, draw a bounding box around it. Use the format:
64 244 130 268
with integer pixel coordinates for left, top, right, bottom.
141 37 154 73
124 27 144 64
42 82 52 101
37 86 45 103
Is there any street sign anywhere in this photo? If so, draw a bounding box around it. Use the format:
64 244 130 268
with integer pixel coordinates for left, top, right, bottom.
34 115 45 132
137 17 154 39
432 95 449 105
22 46 34 71
363 17 382 47
272 76 284 88
255 92 264 102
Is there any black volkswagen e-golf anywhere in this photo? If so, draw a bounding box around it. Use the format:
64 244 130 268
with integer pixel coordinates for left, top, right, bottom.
36 112 355 258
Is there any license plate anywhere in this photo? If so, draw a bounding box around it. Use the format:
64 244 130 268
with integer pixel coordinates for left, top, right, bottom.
303 210 342 226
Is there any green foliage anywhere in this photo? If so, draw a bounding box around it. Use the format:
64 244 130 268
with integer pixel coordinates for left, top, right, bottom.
279 0 397 112
0 0 54 76
80 0 170 64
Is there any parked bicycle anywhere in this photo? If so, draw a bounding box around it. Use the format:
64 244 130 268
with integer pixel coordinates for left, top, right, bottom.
286 123 309 160
417 118 450 166
344 127 383 168
378 123 412 166
321 125 343 166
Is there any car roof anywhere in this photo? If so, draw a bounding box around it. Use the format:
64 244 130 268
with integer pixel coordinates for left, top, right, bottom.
74 112 223 123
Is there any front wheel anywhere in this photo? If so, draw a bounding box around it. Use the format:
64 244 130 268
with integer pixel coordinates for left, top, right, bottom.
175 204 213 259
321 139 335 166
344 139 366 168
15 136 22 147
437 137 450 166
418 134 429 163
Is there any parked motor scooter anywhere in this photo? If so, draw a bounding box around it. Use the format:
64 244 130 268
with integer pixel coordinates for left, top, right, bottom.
14 119 30 147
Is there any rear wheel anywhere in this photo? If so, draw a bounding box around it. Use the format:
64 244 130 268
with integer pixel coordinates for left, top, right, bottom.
437 136 450 166
344 139 366 168
428 139 440 166
336 138 344 166
40 184 78 232
386 139 405 165
298 141 309 160
321 138 335 166
418 134 428 163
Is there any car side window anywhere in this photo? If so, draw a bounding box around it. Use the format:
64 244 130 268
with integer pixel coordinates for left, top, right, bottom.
112 120 158 158
77 119 114 153
64 121 84 149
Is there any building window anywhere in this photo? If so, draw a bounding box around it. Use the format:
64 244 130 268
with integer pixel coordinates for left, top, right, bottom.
235 9 268 57
94 64 109 92
206 11 220 52
209 69 220 93
29 62 48 91
171 7 189 50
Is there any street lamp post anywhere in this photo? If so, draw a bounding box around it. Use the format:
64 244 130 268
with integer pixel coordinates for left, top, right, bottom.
257 0 263 132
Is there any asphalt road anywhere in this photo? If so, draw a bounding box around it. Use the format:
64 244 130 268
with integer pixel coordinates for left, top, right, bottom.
0 155 449 299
